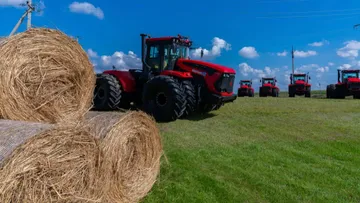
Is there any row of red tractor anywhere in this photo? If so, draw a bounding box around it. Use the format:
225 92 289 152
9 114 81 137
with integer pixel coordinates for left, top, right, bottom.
237 69 360 99
91 33 360 123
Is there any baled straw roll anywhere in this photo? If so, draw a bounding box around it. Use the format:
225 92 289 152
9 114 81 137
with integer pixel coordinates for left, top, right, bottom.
0 120 103 203
85 111 163 203
0 28 95 123
0 110 162 203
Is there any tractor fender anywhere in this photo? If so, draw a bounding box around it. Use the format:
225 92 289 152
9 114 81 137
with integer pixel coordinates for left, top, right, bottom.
103 70 137 92
160 70 193 79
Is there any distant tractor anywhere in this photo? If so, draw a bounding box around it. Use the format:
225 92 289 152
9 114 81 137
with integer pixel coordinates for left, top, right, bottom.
326 69 360 99
259 77 280 97
237 80 254 97
93 34 237 122
288 73 311 97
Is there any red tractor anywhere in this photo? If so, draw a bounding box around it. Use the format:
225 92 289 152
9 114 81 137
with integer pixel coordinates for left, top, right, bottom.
93 34 237 121
288 73 311 97
326 69 360 99
259 77 280 97
237 80 254 97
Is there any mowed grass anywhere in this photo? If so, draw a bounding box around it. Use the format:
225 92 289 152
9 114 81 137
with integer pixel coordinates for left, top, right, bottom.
142 92 360 203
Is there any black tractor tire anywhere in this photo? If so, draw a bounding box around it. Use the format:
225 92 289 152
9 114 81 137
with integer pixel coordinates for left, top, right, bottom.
142 75 186 122
329 84 336 98
272 88 279 97
353 93 360 99
326 85 332 98
181 80 196 117
93 73 122 111
305 91 311 98
248 90 254 97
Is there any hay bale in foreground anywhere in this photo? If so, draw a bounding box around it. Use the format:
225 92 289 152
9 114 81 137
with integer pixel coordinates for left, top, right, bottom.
0 121 103 202
86 111 163 203
0 110 162 203
0 28 95 123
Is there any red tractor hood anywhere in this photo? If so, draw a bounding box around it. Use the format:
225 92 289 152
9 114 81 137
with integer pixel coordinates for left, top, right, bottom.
295 80 306 85
179 58 235 74
240 85 250 89
348 78 360 83
263 83 273 87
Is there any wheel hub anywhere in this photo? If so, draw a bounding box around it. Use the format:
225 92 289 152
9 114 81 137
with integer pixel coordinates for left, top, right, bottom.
96 87 105 100
155 92 167 107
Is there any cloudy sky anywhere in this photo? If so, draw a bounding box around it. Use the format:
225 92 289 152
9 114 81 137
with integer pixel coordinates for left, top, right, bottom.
1 0 360 91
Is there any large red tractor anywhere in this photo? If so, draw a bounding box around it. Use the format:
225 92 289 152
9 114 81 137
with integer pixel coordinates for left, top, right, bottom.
237 80 254 97
326 69 360 99
259 77 280 97
93 34 237 121
288 73 311 97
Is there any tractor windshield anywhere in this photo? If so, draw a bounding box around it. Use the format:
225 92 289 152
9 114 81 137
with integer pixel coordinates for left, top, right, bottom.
164 44 190 70
343 72 359 79
263 79 274 85
293 75 305 81
241 81 251 86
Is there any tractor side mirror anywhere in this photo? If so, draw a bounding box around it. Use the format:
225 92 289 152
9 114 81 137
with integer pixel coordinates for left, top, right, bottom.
260 80 261 83
309 76 311 80
275 80 277 82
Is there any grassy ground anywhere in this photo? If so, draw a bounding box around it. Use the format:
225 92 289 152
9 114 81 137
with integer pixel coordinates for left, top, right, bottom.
142 91 360 203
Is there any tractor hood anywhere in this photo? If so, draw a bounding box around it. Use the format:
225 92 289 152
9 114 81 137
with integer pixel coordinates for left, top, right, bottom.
295 80 306 85
263 83 273 87
178 58 235 74
240 85 250 89
347 77 360 83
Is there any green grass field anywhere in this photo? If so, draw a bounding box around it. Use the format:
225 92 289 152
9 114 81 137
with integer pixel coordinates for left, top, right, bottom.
142 91 360 203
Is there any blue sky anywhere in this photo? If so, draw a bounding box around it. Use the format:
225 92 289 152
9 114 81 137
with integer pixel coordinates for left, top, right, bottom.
2 0 360 91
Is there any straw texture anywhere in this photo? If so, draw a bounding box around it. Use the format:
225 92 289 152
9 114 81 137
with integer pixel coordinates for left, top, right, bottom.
0 123 103 203
0 110 162 203
0 28 95 123
86 111 163 203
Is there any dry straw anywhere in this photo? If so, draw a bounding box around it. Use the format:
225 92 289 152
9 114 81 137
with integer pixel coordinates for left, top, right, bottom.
0 123 103 203
0 28 95 123
0 110 162 203
85 110 163 203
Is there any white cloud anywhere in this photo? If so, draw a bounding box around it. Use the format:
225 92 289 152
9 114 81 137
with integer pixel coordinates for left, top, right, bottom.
238 63 279 79
308 40 329 47
191 37 231 59
328 62 335 66
338 64 352 70
100 51 141 70
316 66 329 73
294 50 317 58
69 2 104 19
0 0 25 7
239 46 259 59
87 48 98 58
277 50 287 57
336 40 360 59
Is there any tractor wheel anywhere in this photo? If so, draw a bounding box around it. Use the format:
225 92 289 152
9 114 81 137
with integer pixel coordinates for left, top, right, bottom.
353 94 360 99
329 84 336 98
272 89 279 97
249 90 254 97
305 91 311 98
326 85 332 98
181 80 196 117
142 75 186 122
93 73 122 110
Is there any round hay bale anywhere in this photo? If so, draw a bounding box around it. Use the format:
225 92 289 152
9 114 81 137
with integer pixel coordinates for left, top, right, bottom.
85 111 163 203
0 123 103 202
0 28 96 123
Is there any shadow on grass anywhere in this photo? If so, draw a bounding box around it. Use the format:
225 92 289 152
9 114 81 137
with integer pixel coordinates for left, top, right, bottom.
180 112 216 121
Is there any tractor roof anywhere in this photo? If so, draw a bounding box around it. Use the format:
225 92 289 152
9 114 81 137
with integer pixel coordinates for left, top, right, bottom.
146 35 192 46
341 69 360 73
292 73 306 76
262 77 275 80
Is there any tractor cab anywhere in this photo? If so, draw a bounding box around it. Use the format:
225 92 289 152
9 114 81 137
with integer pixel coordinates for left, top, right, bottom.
260 78 276 86
290 73 310 84
240 80 252 87
339 69 360 83
140 34 192 77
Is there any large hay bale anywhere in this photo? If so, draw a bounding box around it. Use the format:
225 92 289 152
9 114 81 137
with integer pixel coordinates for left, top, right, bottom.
0 110 162 203
0 28 95 123
86 111 163 203
0 121 103 202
